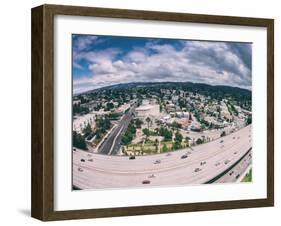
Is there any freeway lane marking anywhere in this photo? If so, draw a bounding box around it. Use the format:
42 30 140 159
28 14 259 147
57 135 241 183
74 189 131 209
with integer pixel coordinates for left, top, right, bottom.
75 142 251 176
204 148 252 184
108 125 124 155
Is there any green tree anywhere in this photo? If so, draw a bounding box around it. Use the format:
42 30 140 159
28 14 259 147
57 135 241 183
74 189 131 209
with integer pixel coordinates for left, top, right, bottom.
73 131 87 150
171 121 181 129
175 131 183 143
121 122 136 145
142 128 150 137
173 141 182 150
246 116 252 125
162 143 169 152
82 123 92 137
134 118 143 128
105 102 114 111
146 117 151 129
159 126 173 141
196 138 203 145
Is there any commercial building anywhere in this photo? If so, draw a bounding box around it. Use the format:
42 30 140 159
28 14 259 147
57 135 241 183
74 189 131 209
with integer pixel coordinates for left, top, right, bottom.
135 103 160 119
73 113 96 133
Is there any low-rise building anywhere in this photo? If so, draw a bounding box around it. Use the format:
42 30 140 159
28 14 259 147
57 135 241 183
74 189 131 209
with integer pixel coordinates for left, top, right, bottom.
175 118 190 130
73 113 96 133
135 103 160 119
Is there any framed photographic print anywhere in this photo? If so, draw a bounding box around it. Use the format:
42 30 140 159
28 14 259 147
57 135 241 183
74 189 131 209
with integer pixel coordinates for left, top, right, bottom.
31 4 274 221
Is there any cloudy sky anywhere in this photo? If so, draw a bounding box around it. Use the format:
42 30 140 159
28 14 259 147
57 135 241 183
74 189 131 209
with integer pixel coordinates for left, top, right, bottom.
72 34 252 94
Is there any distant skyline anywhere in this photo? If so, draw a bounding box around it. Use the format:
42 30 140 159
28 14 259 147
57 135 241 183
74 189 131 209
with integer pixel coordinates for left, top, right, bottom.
73 34 252 94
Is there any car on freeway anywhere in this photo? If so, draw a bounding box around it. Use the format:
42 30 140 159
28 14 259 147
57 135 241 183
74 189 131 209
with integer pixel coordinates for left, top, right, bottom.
154 159 161 164
235 174 240 179
142 180 150 184
220 140 224 143
78 167 83 172
215 162 220 166
73 148 77 152
87 154 92 157
234 151 237 155
194 168 202 173
187 151 191 155
181 155 188 159
129 156 136 160
88 159 93 162
148 174 155 178
200 161 206 166
229 171 234 176
224 160 230 165
233 137 236 139
80 158 85 162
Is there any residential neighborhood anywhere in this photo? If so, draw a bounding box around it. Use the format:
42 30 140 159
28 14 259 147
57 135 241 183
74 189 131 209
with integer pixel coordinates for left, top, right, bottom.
72 82 252 156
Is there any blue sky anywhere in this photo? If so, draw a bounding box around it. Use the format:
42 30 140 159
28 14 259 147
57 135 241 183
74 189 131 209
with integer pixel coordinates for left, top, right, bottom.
72 34 252 94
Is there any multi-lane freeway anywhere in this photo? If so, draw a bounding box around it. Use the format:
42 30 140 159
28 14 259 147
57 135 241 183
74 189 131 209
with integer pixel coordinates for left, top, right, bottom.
73 125 252 189
98 105 136 155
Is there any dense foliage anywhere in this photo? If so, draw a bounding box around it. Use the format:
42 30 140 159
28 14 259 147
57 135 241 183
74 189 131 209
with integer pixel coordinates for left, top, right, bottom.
73 131 87 150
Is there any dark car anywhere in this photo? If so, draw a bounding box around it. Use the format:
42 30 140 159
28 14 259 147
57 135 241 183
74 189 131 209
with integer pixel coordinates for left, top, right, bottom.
229 171 234 176
220 140 224 143
88 159 93 162
181 155 188 159
142 180 151 184
80 158 85 162
194 168 201 173
129 156 136 160
224 160 230 165
154 159 161 164
200 161 206 166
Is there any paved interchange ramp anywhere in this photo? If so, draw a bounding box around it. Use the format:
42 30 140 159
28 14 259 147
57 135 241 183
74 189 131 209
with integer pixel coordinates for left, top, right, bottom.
73 125 252 189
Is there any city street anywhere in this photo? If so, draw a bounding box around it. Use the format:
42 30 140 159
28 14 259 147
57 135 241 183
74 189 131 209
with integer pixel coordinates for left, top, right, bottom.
98 105 136 155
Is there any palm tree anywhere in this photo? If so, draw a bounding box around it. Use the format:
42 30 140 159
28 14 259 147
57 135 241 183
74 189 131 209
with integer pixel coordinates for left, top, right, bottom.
146 117 151 130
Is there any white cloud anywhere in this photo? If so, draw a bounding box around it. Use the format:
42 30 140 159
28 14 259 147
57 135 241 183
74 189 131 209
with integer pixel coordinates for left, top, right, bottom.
73 40 252 93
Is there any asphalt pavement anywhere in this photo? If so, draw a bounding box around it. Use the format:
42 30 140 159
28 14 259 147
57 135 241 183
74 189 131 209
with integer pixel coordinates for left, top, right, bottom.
73 125 252 189
98 105 135 155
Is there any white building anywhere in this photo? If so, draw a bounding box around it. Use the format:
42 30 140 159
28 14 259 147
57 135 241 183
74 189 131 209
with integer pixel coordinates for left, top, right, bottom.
135 103 160 119
176 111 190 118
73 113 96 133
73 99 81 105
